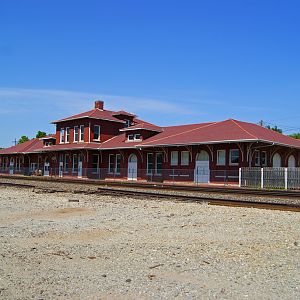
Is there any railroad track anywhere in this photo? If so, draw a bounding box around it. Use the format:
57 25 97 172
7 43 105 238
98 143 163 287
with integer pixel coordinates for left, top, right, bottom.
1 181 299 212
1 174 300 198
97 187 300 212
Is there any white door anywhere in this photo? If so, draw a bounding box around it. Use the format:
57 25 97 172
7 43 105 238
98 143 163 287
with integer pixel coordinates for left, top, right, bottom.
194 161 210 183
288 155 296 168
128 162 137 180
78 161 83 178
44 162 50 176
59 162 63 177
128 154 138 180
9 162 14 175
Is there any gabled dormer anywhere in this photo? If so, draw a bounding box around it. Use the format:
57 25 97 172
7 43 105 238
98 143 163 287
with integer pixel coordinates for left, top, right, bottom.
120 121 163 142
41 135 56 147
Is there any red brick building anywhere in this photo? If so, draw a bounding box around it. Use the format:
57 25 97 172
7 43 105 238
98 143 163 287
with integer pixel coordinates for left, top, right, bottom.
1 100 300 184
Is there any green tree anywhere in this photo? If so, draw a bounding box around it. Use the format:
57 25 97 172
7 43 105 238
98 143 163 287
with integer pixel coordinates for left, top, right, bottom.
266 125 282 134
18 136 30 144
289 133 300 139
36 131 47 138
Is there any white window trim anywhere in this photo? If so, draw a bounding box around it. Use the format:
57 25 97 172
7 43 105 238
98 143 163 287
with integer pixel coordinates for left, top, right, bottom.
180 151 189 166
217 150 226 166
115 154 121 174
72 154 78 173
64 154 69 173
127 134 134 141
93 125 101 142
92 154 100 174
65 127 70 143
229 149 239 166
134 133 141 141
79 125 84 142
254 150 260 166
147 153 154 175
261 151 267 166
108 154 114 174
171 151 178 166
155 153 163 176
60 128 65 144
74 126 79 142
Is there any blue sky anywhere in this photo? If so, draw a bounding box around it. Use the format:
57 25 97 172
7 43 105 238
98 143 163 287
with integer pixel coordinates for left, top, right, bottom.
1 0 300 147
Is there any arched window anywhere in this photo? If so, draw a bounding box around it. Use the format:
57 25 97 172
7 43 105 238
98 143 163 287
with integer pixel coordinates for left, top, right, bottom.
288 155 296 168
196 150 209 162
272 153 281 167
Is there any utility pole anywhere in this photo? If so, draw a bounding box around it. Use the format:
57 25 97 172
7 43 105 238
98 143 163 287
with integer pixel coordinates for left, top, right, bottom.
12 138 17 146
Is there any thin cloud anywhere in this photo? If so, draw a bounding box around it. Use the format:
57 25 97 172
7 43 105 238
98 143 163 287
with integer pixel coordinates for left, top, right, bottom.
0 87 205 117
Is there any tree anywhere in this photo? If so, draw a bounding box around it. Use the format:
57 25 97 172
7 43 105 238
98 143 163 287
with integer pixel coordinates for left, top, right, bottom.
266 125 282 134
36 131 47 138
289 133 300 139
18 136 30 144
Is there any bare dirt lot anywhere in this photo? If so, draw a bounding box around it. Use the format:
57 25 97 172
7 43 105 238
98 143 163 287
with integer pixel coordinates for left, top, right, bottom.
0 186 299 299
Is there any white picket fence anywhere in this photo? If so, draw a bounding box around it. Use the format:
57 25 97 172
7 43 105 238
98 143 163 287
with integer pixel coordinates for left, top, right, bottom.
239 167 300 190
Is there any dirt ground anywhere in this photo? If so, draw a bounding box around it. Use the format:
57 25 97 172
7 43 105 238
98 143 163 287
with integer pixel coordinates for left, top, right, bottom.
0 186 299 299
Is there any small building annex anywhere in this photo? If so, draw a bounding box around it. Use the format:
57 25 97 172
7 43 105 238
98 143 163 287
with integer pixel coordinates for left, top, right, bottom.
0 100 300 184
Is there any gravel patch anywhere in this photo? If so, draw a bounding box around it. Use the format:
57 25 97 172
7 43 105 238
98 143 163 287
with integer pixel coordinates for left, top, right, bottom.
0 185 300 299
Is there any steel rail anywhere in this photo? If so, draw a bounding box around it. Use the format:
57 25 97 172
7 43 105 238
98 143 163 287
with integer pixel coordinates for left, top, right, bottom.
0 174 300 198
1 180 299 212
96 187 300 212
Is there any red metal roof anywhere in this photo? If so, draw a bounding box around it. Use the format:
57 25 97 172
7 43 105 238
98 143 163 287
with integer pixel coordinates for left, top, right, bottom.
139 119 300 148
52 108 126 124
0 138 44 155
120 119 163 132
1 119 300 155
112 110 136 117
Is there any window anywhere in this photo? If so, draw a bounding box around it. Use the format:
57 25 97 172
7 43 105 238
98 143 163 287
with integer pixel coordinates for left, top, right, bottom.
30 163 37 172
181 151 189 166
60 128 65 143
65 127 70 143
93 125 100 141
116 154 121 174
72 154 78 173
261 151 267 166
171 151 178 166
229 149 239 165
217 150 226 166
108 154 121 174
147 153 154 175
64 154 69 172
74 126 79 142
127 134 134 141
125 119 131 128
92 154 99 173
156 153 163 175
134 133 141 140
79 125 84 142
254 150 260 166
109 154 115 173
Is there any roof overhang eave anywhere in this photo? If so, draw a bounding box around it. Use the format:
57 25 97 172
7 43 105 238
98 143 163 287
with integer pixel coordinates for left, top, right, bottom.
51 116 125 124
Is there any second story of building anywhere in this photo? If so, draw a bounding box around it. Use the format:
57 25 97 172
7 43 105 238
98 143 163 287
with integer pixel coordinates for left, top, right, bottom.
51 100 162 146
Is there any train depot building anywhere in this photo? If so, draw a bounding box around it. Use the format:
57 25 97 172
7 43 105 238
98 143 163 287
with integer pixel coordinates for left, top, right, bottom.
1 100 300 185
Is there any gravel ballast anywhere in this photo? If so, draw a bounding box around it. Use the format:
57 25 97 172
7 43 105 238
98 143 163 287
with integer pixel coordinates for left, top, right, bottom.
0 185 299 299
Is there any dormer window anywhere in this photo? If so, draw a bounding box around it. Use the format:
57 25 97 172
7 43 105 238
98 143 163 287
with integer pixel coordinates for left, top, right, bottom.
128 134 134 141
134 133 141 140
60 128 65 143
93 125 101 141
127 133 141 141
125 119 131 128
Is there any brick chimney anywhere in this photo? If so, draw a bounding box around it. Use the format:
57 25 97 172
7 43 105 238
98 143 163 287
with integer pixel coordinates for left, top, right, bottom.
95 100 104 110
